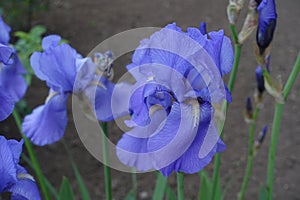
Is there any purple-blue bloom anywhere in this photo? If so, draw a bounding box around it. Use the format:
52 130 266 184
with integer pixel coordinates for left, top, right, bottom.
0 135 41 200
22 35 111 145
116 23 233 176
256 0 277 54
0 16 11 45
0 44 27 121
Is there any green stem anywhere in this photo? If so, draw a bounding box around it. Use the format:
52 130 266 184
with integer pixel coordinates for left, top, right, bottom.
238 107 260 200
230 24 239 45
177 172 184 200
266 53 300 200
132 170 137 198
12 109 51 200
211 41 242 200
101 122 112 200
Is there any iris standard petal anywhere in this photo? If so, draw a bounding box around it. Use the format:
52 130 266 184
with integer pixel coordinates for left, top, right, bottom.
22 93 69 146
41 35 61 50
204 30 234 76
30 36 78 93
39 44 77 92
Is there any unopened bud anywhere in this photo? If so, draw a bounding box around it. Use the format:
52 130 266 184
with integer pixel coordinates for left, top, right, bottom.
256 0 277 55
238 0 258 44
227 0 245 24
244 97 254 123
263 70 284 103
254 125 268 149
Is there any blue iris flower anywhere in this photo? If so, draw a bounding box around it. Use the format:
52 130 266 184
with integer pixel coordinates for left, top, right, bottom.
116 23 233 176
22 35 107 146
256 0 277 54
0 39 27 121
0 135 41 200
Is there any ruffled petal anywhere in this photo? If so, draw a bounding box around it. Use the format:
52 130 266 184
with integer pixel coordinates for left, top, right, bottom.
22 93 68 146
30 36 78 93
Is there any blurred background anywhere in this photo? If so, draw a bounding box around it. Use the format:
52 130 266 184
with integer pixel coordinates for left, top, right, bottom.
0 0 299 199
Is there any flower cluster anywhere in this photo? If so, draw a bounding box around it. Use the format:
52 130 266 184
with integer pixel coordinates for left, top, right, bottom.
114 23 233 176
0 136 40 199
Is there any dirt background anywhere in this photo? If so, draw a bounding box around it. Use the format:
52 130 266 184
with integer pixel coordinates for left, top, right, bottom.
1 0 300 200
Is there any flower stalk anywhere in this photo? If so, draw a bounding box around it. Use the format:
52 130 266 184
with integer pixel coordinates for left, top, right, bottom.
177 172 184 200
101 122 112 200
12 109 51 200
267 53 300 200
238 107 260 200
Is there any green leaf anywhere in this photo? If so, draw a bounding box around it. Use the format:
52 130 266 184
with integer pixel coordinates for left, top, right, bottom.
153 173 167 200
62 140 91 200
165 186 177 200
259 184 268 200
198 171 212 200
59 177 74 200
71 161 91 200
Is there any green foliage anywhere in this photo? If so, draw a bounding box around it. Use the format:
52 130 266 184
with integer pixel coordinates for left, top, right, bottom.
198 171 222 200
259 184 268 200
153 173 167 200
0 0 49 30
14 25 46 85
59 177 74 200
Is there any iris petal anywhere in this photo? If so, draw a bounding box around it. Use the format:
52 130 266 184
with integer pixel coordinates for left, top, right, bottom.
0 136 18 191
9 178 41 200
0 88 14 121
22 93 68 146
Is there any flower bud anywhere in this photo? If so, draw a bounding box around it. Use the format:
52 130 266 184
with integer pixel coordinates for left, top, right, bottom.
263 69 284 103
254 125 268 149
256 0 277 55
227 0 245 24
244 97 254 123
254 66 265 106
